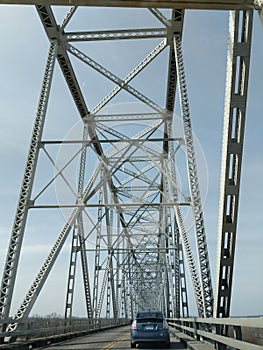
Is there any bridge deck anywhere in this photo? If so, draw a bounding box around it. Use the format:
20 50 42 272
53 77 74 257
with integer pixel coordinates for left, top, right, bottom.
26 325 186 349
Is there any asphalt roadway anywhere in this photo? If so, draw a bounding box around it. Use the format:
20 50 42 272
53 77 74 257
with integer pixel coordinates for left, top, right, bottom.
38 325 186 349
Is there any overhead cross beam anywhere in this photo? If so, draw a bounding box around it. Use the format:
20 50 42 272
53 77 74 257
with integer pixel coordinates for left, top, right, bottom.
0 0 260 10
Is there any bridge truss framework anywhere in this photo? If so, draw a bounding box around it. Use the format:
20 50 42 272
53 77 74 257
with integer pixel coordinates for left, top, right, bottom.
0 0 258 335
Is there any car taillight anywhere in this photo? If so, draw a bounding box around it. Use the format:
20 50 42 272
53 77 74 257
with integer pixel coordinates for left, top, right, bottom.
132 320 137 330
162 320 169 330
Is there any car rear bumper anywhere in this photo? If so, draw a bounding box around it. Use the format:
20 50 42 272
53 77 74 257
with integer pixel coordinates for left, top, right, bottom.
131 330 170 343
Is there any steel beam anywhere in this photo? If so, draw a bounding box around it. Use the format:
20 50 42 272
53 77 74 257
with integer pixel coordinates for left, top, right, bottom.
65 28 167 41
0 0 259 10
214 10 253 319
174 34 213 317
0 41 57 321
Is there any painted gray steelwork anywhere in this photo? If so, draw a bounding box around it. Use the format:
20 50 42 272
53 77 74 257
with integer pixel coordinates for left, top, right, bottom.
214 10 253 319
0 0 257 343
0 0 261 10
0 41 58 320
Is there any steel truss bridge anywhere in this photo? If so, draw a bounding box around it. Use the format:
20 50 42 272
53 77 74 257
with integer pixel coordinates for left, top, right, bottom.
0 0 262 349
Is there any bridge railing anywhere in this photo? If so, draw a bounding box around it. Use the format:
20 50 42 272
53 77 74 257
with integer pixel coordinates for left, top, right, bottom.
0 318 130 347
168 316 263 350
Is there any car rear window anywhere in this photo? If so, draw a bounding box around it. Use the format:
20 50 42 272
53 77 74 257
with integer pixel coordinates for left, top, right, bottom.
137 318 163 323
136 312 164 319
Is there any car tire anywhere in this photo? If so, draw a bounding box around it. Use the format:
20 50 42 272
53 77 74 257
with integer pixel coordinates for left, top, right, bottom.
131 342 136 348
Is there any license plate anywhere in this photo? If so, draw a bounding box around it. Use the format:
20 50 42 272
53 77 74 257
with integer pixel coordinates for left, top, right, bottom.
144 325 155 330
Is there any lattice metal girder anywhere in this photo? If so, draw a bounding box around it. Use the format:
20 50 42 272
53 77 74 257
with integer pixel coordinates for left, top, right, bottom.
117 185 160 192
165 9 184 113
214 10 253 319
65 226 79 319
78 215 93 318
36 7 137 232
174 34 213 317
37 5 115 165
93 113 164 122
109 156 162 163
0 0 259 10
66 122 93 320
36 5 90 120
7 206 83 325
65 28 167 41
91 38 167 114
68 44 164 113
0 41 57 320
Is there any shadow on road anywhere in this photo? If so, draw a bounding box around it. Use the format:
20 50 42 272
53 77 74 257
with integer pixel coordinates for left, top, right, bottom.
136 341 186 349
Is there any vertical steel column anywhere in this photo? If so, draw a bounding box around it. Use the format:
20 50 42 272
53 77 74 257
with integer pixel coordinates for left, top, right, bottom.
104 184 118 319
65 123 92 319
165 12 186 317
115 220 121 318
166 210 176 317
179 241 189 317
92 167 104 318
214 10 253 319
0 41 57 321
167 119 189 318
65 224 79 319
78 214 93 318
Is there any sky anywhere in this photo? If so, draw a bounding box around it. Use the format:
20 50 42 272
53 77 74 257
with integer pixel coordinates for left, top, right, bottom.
0 5 262 318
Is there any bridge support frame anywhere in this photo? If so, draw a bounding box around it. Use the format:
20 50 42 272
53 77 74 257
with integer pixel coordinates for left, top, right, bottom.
0 3 256 339
214 9 253 320
0 41 58 322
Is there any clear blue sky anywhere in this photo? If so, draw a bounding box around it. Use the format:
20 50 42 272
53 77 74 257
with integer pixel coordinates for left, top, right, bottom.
0 5 262 317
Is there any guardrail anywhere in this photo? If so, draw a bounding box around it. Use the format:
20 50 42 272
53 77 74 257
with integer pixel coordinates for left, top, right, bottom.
167 317 263 350
1 316 262 349
0 318 130 348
